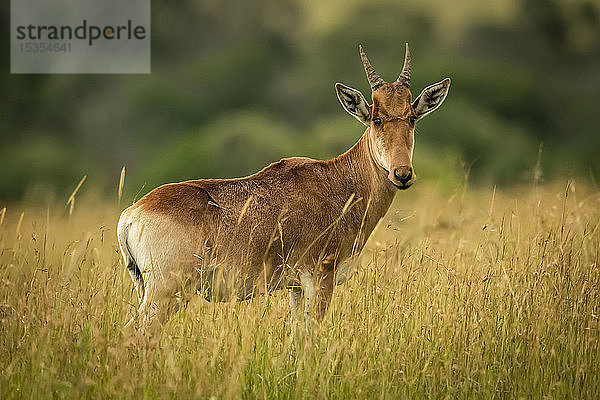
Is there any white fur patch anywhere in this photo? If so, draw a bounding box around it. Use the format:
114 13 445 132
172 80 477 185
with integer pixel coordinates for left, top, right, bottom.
368 130 390 171
299 271 314 319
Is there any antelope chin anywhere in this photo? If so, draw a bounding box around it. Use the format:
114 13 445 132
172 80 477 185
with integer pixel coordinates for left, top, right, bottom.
388 180 413 190
393 183 413 190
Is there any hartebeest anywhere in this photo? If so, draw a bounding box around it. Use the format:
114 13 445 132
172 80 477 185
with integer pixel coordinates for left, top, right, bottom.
117 44 450 331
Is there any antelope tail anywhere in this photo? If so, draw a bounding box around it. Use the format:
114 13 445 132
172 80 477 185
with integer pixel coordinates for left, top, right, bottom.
117 219 145 303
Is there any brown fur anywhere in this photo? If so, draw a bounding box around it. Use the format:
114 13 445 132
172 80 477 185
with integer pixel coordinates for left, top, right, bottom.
117 46 449 332
119 129 400 330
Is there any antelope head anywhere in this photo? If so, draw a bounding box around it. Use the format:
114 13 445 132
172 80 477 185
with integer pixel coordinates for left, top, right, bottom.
336 44 451 189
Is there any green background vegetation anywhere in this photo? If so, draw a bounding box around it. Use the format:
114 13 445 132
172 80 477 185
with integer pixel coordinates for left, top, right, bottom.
1 0 599 202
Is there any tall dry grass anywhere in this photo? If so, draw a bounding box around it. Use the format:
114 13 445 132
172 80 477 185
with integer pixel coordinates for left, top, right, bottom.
0 180 599 399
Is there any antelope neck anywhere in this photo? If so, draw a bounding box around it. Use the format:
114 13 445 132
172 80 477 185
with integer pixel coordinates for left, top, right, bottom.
328 129 396 211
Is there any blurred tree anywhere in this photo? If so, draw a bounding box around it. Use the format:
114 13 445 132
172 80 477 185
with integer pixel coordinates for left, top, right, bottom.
1 0 599 201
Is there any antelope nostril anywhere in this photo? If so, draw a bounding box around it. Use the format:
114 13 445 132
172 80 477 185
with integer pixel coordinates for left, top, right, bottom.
393 167 413 184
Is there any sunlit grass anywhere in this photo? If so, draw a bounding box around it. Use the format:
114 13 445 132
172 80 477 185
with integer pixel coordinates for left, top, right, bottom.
1 180 599 399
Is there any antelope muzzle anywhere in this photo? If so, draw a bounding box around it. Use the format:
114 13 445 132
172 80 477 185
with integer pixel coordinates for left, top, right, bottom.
389 165 415 190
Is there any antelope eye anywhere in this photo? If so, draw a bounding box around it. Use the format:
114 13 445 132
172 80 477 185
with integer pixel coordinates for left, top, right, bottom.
372 118 382 126
409 116 416 125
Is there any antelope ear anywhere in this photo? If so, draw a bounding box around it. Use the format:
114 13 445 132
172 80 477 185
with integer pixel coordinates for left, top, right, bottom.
335 83 372 126
412 78 451 119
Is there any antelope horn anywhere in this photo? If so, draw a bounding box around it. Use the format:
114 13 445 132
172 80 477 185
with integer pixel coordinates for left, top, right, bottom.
396 43 411 87
359 44 385 92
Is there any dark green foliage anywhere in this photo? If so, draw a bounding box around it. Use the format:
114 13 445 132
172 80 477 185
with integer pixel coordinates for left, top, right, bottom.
1 0 599 201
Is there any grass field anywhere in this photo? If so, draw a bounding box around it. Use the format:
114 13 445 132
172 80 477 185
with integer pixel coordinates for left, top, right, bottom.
1 179 599 399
